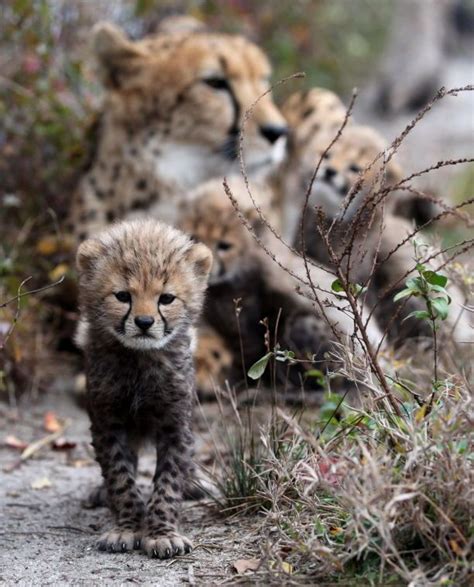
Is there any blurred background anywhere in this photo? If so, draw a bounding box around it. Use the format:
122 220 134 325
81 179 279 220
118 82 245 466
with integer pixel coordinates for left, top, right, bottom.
0 0 473 400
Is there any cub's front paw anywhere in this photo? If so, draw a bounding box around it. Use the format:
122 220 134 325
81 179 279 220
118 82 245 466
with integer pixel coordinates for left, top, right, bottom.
142 532 192 559
97 527 141 553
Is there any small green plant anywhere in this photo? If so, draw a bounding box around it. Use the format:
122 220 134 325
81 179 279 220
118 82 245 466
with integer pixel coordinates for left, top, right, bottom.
394 255 451 404
247 347 296 380
330 278 367 297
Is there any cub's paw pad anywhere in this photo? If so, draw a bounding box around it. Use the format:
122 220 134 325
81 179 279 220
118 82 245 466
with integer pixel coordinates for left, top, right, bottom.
142 533 192 559
97 528 140 553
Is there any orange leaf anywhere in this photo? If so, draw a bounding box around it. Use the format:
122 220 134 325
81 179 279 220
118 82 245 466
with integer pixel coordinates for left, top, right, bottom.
4 435 28 450
44 411 61 433
449 539 463 556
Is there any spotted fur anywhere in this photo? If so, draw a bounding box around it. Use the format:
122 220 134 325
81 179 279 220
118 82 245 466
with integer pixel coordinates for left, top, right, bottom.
180 177 383 391
69 22 287 242
194 326 232 398
279 87 435 241
279 89 470 344
76 219 212 558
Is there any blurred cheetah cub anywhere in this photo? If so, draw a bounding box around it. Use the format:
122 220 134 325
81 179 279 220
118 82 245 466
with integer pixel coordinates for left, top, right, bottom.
76 219 212 558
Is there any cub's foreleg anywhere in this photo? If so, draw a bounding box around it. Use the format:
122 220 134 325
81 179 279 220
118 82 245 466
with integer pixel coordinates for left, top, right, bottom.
141 423 194 559
91 424 145 552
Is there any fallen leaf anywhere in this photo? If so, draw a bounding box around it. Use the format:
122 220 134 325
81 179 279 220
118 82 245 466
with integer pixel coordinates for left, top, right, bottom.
36 235 60 256
281 562 293 574
270 560 293 574
449 539 463 556
70 458 94 468
31 477 52 490
4 435 28 450
52 438 77 451
44 411 61 433
48 263 69 282
232 558 261 574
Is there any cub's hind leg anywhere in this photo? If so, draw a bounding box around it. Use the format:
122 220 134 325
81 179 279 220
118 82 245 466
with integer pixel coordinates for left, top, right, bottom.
91 424 145 552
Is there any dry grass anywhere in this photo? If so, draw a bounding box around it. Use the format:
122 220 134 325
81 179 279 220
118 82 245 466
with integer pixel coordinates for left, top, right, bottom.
207 376 472 585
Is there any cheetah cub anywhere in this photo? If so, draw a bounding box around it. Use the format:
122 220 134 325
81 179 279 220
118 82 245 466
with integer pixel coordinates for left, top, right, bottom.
76 219 212 558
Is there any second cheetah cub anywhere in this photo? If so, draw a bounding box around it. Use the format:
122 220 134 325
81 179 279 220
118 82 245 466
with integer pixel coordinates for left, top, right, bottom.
76 219 212 558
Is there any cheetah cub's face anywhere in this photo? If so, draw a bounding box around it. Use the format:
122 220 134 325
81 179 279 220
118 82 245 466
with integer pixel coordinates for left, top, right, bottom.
77 220 212 350
181 179 260 286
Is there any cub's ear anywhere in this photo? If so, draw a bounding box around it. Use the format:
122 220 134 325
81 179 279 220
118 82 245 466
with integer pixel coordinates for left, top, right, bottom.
92 22 145 88
186 242 213 280
76 238 104 274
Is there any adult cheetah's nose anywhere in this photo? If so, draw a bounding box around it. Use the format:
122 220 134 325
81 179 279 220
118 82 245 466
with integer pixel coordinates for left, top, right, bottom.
134 315 155 331
324 167 337 182
259 124 288 144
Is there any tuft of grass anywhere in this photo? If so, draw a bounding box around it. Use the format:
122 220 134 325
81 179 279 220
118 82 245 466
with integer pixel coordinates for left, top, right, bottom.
208 379 473 584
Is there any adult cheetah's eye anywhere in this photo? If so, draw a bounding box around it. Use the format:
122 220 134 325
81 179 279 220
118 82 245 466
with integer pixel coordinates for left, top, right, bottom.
349 163 362 173
159 293 176 305
217 240 233 251
203 77 229 91
115 291 131 303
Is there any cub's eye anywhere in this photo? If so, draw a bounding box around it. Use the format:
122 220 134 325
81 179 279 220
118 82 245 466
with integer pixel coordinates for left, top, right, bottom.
159 293 176 305
115 291 131 303
203 77 229 90
217 240 233 251
349 163 362 173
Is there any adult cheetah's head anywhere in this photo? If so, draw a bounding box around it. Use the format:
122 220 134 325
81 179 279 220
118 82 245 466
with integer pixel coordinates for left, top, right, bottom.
93 22 288 173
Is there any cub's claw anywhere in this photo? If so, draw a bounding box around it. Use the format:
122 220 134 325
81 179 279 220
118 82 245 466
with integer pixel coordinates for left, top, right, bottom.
96 528 140 553
142 532 192 559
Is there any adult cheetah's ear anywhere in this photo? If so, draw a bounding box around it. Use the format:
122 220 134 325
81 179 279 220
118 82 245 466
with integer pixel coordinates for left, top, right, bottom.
76 238 105 274
92 22 145 89
186 243 213 281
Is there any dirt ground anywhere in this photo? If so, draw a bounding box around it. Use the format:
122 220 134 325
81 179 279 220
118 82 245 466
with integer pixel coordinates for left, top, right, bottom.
0 379 264 586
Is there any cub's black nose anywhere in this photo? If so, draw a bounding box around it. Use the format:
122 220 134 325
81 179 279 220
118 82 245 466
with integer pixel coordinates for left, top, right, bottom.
134 315 155 331
259 124 288 144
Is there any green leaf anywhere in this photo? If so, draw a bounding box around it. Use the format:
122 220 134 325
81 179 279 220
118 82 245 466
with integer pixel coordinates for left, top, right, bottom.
404 310 430 321
393 289 412 302
305 369 325 385
348 283 367 296
431 297 450 320
430 284 451 302
247 352 273 380
457 439 468 454
305 369 324 379
423 271 448 287
331 279 344 293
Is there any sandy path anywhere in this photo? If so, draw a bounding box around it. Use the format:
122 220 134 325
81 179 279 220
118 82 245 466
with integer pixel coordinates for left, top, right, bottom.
0 387 257 586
